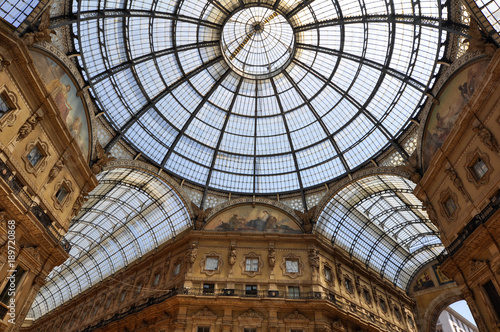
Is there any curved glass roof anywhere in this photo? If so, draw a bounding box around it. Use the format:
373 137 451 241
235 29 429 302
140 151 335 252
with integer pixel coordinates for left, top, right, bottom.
72 0 450 194
29 168 191 320
315 174 443 289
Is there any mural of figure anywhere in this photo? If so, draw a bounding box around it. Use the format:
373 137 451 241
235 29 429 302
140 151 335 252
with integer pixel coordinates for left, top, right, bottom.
46 79 72 123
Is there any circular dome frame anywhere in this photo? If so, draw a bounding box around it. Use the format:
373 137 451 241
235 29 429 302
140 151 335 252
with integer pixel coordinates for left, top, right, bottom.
71 0 467 196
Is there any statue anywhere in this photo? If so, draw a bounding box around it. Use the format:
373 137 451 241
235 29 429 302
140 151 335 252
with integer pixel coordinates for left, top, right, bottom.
465 19 497 57
398 151 421 183
71 191 87 217
308 248 319 271
23 8 56 47
294 206 317 233
185 243 198 266
91 143 116 175
423 199 438 224
228 245 236 266
445 168 470 202
473 124 499 153
268 247 276 268
17 114 43 141
191 202 213 230
47 159 64 183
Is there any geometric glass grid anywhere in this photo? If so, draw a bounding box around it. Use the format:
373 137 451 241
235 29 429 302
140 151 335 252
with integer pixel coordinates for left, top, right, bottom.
72 0 457 194
474 0 500 32
315 174 444 289
0 0 39 27
28 168 191 320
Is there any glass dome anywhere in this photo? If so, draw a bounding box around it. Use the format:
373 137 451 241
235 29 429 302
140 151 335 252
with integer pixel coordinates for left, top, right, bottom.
72 0 449 194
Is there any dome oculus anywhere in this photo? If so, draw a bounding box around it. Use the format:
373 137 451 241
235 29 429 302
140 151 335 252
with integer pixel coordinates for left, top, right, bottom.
221 7 295 78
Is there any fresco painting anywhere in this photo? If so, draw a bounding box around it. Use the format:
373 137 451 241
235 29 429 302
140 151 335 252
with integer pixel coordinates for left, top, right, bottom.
204 205 302 233
31 51 90 159
423 60 489 170
433 264 454 285
412 269 435 292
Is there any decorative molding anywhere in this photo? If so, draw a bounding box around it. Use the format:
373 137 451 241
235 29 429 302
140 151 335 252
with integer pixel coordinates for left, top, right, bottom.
52 178 73 211
280 253 304 279
22 139 49 175
199 251 223 276
237 309 263 329
439 188 460 222
472 123 499 153
240 252 263 277
193 307 216 317
17 112 43 141
465 148 493 187
0 85 20 131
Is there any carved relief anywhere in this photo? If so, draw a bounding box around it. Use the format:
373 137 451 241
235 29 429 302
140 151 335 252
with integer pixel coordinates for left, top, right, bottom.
445 168 470 202
17 113 43 141
294 205 316 233
47 159 64 184
22 139 49 175
473 123 499 153
228 244 236 266
237 309 263 329
268 246 276 269
185 243 198 266
240 252 263 277
191 202 213 230
467 259 487 279
23 8 56 46
308 248 320 273
423 198 439 224
397 151 421 183
280 253 304 279
71 190 87 217
91 143 116 175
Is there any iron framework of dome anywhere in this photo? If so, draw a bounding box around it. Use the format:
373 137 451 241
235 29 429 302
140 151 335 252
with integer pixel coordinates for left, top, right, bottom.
70 0 466 195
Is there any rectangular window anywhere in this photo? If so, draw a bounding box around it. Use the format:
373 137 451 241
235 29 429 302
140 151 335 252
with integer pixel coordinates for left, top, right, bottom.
290 329 303 332
197 327 210 332
483 280 500 319
245 258 259 272
0 95 9 117
55 185 69 203
285 259 299 273
324 267 332 281
472 158 488 180
173 263 181 275
27 146 43 167
205 257 219 270
445 197 457 216
135 283 142 294
245 285 257 296
153 273 160 286
203 283 214 294
244 329 256 332
288 286 300 299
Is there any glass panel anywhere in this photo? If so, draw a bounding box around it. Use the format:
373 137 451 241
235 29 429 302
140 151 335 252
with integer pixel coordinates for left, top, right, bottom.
0 95 9 116
55 185 69 203
286 260 299 273
0 0 39 27
70 0 450 193
205 257 218 270
27 146 43 166
245 258 259 272
472 158 488 180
